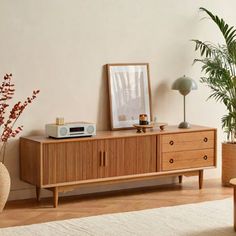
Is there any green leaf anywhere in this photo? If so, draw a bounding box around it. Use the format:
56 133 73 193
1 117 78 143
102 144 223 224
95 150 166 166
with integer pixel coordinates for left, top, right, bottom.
193 8 236 142
200 7 236 46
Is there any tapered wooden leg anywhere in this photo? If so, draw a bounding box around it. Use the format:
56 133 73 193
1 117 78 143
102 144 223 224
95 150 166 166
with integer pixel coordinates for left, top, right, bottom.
199 170 203 189
36 187 41 202
234 187 236 231
53 187 58 208
178 175 183 184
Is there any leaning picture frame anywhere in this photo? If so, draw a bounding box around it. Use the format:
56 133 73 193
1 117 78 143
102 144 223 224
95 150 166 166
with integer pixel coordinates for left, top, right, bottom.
107 63 152 130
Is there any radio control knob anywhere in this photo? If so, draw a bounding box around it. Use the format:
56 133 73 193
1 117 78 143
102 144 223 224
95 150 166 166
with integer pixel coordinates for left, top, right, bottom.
87 125 94 134
59 127 68 136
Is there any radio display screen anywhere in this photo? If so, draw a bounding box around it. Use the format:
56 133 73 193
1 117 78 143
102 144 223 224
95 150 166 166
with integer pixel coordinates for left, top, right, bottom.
70 127 84 133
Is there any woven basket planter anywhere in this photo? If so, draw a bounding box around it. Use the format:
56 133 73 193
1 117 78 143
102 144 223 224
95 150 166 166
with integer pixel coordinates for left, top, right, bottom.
0 162 10 212
222 143 236 186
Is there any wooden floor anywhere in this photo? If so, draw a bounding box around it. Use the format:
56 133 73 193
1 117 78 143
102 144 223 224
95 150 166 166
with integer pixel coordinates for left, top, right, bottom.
0 178 233 228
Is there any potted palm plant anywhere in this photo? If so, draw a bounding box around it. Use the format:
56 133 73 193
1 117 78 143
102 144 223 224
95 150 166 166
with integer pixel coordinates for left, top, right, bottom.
192 7 236 186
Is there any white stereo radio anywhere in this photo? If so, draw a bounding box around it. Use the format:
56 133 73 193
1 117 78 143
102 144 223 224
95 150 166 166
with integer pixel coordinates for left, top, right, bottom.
45 122 96 138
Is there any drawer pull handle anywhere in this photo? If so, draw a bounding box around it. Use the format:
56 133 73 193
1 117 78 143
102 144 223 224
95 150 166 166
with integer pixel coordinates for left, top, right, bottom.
169 140 174 145
169 158 174 164
203 137 208 142
203 155 208 160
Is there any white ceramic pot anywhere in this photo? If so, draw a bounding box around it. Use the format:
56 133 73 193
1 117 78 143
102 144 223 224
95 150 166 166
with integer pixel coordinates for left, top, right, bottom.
0 162 10 212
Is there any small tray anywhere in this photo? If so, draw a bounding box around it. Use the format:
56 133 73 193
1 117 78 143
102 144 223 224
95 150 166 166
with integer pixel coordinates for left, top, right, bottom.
133 122 167 133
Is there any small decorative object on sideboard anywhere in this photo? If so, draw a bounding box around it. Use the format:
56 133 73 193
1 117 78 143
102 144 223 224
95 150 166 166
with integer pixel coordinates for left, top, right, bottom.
139 114 149 125
0 73 39 212
172 75 197 129
56 117 65 125
133 123 154 133
133 122 167 133
154 122 167 131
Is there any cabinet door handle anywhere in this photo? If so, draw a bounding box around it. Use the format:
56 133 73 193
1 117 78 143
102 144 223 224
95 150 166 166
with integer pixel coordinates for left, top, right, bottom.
169 158 174 164
104 151 108 167
203 155 208 160
169 140 174 145
100 151 104 166
203 137 208 142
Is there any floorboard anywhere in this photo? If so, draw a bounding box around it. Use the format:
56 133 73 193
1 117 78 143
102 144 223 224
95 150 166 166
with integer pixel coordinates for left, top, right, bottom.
0 179 233 228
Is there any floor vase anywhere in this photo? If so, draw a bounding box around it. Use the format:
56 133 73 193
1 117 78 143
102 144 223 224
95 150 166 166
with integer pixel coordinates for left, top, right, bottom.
0 162 10 212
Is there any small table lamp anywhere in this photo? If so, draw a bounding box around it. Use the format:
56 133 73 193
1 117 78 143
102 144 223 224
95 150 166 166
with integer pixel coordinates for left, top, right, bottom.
172 75 198 128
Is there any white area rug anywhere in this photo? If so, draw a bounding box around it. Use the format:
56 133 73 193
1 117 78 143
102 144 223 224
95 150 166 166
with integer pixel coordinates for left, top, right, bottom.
0 198 235 236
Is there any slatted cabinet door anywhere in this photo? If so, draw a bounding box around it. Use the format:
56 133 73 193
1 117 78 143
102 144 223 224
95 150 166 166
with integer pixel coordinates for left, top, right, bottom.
98 138 125 178
125 136 156 175
135 136 157 174
42 140 100 186
98 136 157 178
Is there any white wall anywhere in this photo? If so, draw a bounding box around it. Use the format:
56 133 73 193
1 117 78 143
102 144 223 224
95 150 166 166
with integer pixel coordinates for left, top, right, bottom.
0 0 233 200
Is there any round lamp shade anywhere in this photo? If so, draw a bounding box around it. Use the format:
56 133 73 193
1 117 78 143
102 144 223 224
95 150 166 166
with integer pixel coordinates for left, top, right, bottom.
172 75 198 96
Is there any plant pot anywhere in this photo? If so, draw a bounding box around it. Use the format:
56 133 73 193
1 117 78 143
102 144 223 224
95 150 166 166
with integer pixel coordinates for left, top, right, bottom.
0 162 10 212
222 143 236 186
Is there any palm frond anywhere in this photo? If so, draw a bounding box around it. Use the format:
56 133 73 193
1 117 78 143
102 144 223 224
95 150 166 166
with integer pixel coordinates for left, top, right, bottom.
193 7 236 142
191 40 213 57
228 41 236 64
200 7 236 46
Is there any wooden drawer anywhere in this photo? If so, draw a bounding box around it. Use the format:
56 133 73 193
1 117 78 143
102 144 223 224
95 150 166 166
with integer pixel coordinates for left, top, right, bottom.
161 131 214 152
161 149 215 171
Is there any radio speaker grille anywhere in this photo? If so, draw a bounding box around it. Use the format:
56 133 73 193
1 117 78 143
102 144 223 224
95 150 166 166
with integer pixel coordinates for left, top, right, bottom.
87 125 95 134
59 127 68 136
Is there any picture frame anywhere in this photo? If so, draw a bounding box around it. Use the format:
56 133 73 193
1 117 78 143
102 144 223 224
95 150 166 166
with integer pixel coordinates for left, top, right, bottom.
107 63 152 130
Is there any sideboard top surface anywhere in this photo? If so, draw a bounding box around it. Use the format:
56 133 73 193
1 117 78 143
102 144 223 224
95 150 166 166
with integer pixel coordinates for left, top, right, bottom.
20 125 216 144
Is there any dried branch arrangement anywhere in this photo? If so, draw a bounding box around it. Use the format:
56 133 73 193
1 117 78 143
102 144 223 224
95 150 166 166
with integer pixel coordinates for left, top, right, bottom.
0 73 40 163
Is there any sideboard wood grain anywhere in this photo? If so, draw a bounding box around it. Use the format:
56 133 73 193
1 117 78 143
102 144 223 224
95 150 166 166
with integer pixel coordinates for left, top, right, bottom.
20 125 217 207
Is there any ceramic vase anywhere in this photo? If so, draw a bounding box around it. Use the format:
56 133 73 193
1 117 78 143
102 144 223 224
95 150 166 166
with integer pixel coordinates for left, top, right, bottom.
0 162 10 212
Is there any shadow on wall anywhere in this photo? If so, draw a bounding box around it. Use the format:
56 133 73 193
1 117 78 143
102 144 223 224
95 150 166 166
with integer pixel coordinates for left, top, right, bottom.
153 80 170 119
96 65 111 131
28 130 44 136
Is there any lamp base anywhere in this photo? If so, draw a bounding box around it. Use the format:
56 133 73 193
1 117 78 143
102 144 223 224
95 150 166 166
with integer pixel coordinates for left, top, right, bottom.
178 121 191 129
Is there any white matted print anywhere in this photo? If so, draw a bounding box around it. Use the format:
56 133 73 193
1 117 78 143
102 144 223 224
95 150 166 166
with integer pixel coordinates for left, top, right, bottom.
107 63 152 130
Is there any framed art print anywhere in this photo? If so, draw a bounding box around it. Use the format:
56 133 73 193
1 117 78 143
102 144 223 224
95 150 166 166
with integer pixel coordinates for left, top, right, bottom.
107 63 152 130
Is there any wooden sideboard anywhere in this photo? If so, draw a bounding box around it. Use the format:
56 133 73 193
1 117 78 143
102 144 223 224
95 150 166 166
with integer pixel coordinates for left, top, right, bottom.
20 125 217 207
